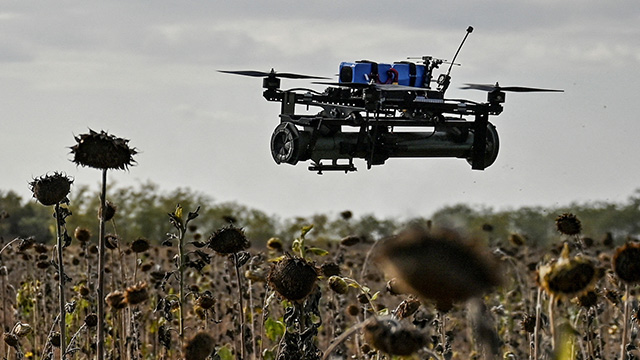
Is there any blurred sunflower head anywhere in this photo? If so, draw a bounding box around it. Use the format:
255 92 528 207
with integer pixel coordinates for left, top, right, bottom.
70 129 136 170
362 317 426 356
183 332 215 360
376 226 501 311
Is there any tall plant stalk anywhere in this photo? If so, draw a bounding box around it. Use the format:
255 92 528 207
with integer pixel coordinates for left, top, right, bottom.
168 205 200 345
96 169 107 360
620 284 630 360
54 203 67 360
233 253 246 360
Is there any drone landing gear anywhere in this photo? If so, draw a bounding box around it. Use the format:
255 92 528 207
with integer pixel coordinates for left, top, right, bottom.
309 159 357 174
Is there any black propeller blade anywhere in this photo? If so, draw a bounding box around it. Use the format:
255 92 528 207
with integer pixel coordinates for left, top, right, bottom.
461 83 563 92
218 69 329 80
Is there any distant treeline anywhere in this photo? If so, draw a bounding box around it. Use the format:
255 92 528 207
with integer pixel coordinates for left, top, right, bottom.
2 181 640 248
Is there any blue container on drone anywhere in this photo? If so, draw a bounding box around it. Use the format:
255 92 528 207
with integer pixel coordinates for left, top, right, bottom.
339 61 393 84
391 62 426 87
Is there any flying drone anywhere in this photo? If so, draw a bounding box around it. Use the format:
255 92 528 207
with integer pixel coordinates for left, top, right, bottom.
220 26 562 174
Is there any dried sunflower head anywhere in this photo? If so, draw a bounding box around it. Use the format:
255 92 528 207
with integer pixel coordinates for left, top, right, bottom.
70 129 136 170
328 276 349 295
99 201 117 221
612 242 640 284
29 172 73 206
208 226 250 254
340 235 361 247
74 227 91 243
3 332 18 349
84 314 98 328
196 290 215 310
376 226 501 311
183 332 215 360
362 317 426 356
555 213 582 236
124 282 149 305
538 243 597 300
105 290 126 310
267 255 317 302
266 237 283 252
131 238 150 253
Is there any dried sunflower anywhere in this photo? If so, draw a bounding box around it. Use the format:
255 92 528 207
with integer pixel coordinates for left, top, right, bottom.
612 242 640 284
208 226 250 254
376 226 501 311
74 227 91 243
266 237 283 251
183 332 215 360
29 172 73 206
267 255 317 301
70 129 137 170
131 238 150 253
124 282 149 305
328 276 349 295
555 213 582 236
538 243 597 300
105 290 126 310
99 201 117 221
362 317 426 356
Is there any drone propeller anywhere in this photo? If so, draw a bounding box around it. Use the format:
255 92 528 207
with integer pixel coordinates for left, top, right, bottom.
218 69 329 80
461 83 563 93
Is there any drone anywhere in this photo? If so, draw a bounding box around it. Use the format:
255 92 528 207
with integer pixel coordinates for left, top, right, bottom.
220 26 562 174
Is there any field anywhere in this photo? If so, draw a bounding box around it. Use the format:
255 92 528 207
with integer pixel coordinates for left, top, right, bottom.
1 130 638 360
1 207 637 360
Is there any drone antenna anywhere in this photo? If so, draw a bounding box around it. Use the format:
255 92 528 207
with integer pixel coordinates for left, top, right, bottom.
446 26 473 78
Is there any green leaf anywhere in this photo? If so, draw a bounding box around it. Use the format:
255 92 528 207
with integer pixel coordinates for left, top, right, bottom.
262 349 276 360
307 247 329 256
264 317 285 342
215 344 235 360
301 224 314 237
370 291 380 301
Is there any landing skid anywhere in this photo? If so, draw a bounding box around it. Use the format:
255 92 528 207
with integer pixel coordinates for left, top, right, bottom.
309 160 357 174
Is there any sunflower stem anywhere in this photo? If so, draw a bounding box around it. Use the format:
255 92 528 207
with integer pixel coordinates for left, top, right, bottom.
233 253 246 360
549 294 556 352
533 287 542 360
54 203 67 360
621 284 630 360
96 169 107 360
177 219 185 343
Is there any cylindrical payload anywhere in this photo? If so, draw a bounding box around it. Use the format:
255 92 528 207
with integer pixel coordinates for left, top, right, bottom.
270 122 499 169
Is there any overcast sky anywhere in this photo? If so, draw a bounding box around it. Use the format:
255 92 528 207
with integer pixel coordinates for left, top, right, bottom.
1 1 639 221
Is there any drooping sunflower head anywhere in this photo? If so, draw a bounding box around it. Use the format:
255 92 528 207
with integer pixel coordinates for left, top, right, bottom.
124 282 149 305
612 242 640 284
208 226 250 254
183 332 215 360
29 172 73 206
267 255 317 302
362 317 426 356
538 243 597 300
376 226 501 311
70 129 137 170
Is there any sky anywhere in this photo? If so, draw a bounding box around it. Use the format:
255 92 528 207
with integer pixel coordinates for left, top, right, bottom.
1 1 639 221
